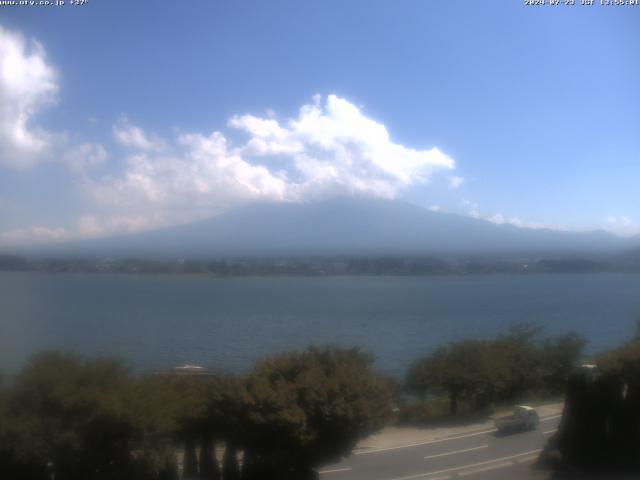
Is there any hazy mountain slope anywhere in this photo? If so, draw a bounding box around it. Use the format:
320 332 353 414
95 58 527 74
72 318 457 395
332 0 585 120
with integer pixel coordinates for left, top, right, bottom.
25 198 636 257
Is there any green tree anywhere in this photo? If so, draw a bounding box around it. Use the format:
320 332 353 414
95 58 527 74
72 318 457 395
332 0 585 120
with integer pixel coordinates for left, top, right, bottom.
204 375 246 479
0 351 151 480
540 332 586 394
494 323 545 399
407 326 585 415
222 444 241 480
598 339 640 385
545 339 640 472
407 339 510 415
137 372 234 480
495 325 585 398
238 346 392 479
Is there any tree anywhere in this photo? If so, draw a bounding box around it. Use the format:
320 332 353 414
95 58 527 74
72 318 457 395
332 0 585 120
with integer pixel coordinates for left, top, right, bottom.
0 351 249 480
494 323 545 399
204 375 245 479
238 346 392 479
540 332 586 394
598 339 640 468
407 340 510 415
166 376 210 480
0 351 149 480
126 375 184 479
0 375 51 480
407 326 586 415
598 339 640 394
222 444 240 480
140 372 233 480
543 341 640 474
199 432 220 480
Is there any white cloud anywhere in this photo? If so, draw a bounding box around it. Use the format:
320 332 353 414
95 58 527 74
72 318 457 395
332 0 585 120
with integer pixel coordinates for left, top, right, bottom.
448 176 464 188
0 89 459 243
0 214 165 246
0 25 58 168
487 213 505 224
487 214 524 227
462 198 480 219
429 205 441 212
229 94 455 198
605 215 633 227
508 217 526 228
64 143 108 172
89 132 289 221
603 215 637 236
77 214 165 238
487 212 554 230
89 94 456 228
0 225 67 244
113 120 166 151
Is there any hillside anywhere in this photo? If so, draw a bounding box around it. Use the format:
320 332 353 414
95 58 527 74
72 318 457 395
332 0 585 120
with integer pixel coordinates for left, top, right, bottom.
23 198 636 258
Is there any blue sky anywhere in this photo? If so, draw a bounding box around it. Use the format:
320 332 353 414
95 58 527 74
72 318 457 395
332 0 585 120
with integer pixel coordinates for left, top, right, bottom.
0 0 638 245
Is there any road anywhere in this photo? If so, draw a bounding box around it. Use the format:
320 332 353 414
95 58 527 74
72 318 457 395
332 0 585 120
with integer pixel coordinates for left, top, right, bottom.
318 413 561 480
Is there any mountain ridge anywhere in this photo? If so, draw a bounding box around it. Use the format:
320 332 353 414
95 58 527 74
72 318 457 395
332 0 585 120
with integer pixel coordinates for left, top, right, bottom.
16 197 637 258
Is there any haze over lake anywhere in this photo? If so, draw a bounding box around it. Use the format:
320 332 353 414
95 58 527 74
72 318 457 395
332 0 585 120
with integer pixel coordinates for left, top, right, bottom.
2 272 639 377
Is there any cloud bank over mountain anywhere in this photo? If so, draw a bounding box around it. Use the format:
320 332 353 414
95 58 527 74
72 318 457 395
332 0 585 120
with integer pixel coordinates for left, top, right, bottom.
87 95 456 232
31 197 636 258
0 20 636 246
0 24 459 245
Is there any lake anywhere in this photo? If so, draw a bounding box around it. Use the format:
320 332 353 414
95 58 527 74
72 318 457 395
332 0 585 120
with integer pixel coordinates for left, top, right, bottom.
1 272 639 378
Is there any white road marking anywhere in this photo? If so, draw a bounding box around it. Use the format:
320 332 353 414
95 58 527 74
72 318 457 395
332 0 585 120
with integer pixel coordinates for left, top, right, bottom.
424 445 488 460
355 429 496 455
388 449 542 480
540 414 562 422
356 412 561 455
515 454 540 463
319 467 353 474
543 429 557 435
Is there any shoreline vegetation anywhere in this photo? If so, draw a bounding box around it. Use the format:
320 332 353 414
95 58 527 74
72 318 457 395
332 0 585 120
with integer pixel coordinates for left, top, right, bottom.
2 254 640 276
3 323 623 480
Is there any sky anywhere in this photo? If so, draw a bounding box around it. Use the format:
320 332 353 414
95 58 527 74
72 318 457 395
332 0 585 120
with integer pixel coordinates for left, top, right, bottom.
0 0 639 246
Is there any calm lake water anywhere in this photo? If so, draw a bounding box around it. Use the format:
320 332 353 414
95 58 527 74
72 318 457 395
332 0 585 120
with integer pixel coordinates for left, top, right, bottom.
1 272 639 377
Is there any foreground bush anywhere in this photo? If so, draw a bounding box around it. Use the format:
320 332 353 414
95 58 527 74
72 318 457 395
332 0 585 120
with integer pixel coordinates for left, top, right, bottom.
540 339 640 475
0 346 392 480
238 346 393 480
0 352 156 480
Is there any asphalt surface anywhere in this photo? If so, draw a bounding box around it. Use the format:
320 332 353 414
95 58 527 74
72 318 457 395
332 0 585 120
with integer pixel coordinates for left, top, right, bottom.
318 414 561 480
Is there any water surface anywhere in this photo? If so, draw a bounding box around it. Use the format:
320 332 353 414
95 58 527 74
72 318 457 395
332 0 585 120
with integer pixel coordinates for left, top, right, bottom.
1 272 639 377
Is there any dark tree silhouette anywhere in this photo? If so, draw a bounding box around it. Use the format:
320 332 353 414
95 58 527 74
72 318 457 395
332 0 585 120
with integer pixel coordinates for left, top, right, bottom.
542 340 640 475
222 444 241 480
199 433 220 480
238 346 392 477
182 437 198 479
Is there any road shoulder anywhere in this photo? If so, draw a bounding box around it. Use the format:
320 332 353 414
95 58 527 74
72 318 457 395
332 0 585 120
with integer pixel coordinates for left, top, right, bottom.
354 402 564 454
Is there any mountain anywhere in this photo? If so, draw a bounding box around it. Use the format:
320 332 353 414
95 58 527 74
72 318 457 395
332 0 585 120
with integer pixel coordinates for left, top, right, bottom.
24 197 637 258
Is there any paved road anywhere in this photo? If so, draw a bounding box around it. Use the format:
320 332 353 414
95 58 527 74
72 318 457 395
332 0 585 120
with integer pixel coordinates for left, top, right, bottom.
318 414 561 480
